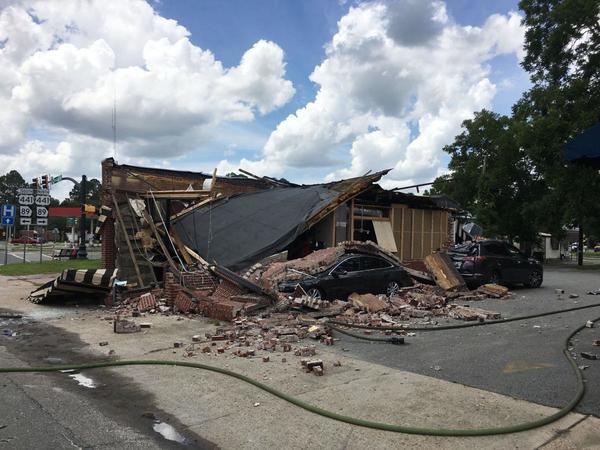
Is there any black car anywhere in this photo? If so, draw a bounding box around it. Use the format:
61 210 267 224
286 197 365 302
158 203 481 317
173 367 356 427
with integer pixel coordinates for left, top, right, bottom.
448 240 543 288
278 253 413 300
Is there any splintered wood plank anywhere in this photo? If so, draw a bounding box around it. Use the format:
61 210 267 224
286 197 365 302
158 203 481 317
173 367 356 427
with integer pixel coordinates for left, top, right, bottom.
424 252 466 291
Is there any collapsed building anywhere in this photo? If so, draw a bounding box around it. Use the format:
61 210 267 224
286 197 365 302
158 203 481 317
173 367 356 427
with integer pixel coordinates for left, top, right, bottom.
99 159 454 285
93 158 461 320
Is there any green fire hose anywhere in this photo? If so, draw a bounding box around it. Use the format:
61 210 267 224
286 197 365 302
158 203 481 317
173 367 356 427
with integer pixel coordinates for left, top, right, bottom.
0 314 596 436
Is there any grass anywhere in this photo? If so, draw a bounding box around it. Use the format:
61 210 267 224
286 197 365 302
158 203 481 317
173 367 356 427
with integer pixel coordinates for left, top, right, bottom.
0 258 102 276
583 251 600 258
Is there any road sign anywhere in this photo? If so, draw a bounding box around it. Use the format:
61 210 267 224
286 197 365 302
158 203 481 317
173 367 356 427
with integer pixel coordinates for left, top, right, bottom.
66 217 78 226
36 207 48 217
18 194 34 205
1 204 15 218
20 218 31 225
19 206 32 217
52 175 62 184
36 218 48 226
17 188 33 195
1 217 14 225
35 194 50 206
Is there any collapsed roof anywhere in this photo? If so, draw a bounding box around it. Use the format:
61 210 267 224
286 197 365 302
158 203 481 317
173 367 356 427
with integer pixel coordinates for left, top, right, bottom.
173 171 389 271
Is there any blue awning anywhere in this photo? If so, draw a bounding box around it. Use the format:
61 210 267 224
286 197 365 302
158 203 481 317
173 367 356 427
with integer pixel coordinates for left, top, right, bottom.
565 123 600 168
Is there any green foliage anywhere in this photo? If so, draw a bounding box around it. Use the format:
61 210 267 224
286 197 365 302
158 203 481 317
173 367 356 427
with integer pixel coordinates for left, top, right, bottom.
433 1 600 245
61 178 101 207
0 170 27 205
520 0 600 86
433 111 544 242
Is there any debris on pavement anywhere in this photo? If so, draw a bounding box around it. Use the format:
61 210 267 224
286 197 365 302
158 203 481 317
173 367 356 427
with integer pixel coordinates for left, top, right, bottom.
448 305 501 321
28 268 118 304
580 352 599 360
349 293 388 313
114 319 141 334
477 284 510 298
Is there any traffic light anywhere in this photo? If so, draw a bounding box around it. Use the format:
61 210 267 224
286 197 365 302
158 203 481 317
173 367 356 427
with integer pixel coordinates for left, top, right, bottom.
31 177 39 188
41 174 50 189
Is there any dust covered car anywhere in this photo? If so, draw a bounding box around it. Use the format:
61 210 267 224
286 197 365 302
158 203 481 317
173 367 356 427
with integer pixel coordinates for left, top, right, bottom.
278 253 413 300
447 240 543 288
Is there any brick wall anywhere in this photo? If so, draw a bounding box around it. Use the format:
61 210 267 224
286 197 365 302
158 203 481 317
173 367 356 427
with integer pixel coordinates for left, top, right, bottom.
101 158 116 269
180 269 216 290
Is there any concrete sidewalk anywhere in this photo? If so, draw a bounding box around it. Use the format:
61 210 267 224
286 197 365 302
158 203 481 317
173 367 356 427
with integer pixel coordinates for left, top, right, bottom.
1 274 599 449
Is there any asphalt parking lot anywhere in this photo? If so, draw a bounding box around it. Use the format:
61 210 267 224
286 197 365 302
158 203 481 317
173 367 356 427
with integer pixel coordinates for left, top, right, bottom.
333 266 600 417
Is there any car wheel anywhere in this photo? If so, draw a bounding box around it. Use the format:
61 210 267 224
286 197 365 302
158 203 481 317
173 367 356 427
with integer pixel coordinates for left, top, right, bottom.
489 270 501 285
386 281 401 297
525 270 543 288
306 287 324 301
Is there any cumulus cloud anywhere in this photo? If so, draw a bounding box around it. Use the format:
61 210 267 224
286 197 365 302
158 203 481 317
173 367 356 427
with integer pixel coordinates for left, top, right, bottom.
224 0 525 186
0 0 295 179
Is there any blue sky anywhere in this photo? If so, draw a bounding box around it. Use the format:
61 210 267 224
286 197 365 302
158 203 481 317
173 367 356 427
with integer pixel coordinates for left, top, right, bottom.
0 0 532 197
153 0 530 184
156 0 528 120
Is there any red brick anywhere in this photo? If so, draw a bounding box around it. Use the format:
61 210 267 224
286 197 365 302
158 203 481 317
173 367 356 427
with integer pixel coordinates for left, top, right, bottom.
136 292 156 312
174 291 195 313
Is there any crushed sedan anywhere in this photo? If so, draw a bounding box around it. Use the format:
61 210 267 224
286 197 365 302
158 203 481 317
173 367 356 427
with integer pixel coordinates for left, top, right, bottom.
278 252 414 300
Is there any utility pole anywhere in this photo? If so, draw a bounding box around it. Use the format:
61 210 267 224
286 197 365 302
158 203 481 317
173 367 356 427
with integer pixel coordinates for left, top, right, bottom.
578 221 584 267
77 175 88 259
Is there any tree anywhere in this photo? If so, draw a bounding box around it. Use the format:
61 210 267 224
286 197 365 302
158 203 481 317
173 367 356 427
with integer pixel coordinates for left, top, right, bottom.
517 0 600 263
61 178 101 207
433 1 600 261
431 111 545 243
520 0 600 87
0 170 28 205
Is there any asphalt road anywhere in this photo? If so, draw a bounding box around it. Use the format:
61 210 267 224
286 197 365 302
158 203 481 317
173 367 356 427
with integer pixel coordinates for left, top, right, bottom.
334 266 600 417
0 313 216 449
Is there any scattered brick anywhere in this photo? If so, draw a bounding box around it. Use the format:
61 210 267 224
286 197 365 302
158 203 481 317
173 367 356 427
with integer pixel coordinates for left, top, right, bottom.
114 319 140 334
136 292 157 312
211 335 227 341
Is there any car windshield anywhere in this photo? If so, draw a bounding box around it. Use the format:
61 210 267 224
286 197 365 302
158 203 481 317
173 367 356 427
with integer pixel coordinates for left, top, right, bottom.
334 257 361 273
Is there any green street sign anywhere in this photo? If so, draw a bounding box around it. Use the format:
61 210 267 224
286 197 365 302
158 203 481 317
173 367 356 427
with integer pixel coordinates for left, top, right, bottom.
52 175 63 184
66 217 78 226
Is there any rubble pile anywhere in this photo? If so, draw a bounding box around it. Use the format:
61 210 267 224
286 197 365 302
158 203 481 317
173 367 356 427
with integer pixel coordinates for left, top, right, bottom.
108 242 510 328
